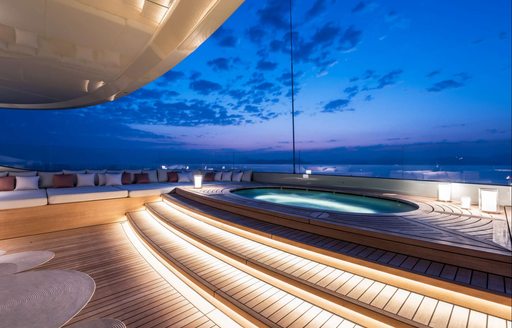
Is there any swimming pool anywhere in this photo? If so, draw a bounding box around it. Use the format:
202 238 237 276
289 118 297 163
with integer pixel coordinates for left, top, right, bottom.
231 188 418 214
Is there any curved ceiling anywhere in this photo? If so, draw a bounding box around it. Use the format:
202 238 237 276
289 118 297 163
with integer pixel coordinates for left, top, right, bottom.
0 0 243 109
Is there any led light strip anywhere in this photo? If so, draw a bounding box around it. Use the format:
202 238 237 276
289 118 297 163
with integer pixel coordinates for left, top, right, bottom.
121 221 243 328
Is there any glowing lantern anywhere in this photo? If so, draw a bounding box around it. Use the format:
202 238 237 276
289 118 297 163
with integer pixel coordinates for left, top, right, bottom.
437 183 452 202
460 196 471 209
479 189 499 213
194 175 203 189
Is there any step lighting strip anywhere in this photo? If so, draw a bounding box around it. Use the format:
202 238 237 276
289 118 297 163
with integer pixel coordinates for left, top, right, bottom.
121 220 244 328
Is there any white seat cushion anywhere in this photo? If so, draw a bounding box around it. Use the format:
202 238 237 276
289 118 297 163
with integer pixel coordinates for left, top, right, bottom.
177 172 191 182
0 190 48 210
221 171 232 181
76 173 95 187
15 176 40 191
241 170 253 182
232 171 243 182
105 173 122 186
157 169 169 182
115 183 178 197
47 186 127 204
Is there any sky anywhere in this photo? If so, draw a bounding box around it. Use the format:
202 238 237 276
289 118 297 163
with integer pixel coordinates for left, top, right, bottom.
0 0 511 171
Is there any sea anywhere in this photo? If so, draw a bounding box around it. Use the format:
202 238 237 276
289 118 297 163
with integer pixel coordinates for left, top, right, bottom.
163 164 512 186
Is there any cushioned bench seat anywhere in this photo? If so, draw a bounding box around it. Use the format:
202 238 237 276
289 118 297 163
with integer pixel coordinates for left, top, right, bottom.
115 183 186 197
47 186 128 204
0 190 48 210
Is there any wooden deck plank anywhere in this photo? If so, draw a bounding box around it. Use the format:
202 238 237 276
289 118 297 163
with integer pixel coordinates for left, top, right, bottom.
397 293 424 320
412 297 438 326
0 223 217 328
447 306 470 328
429 301 454 328
467 310 489 328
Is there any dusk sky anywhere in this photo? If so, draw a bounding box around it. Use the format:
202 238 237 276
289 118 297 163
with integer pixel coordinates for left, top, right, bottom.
1 0 511 171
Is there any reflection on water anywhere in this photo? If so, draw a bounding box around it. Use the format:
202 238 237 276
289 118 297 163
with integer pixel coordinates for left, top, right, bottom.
233 188 418 214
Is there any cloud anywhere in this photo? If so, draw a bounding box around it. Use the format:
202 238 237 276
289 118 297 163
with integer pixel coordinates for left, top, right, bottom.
291 22 360 75
438 123 466 128
427 79 464 92
352 1 366 13
341 70 403 101
426 70 441 78
212 27 237 47
246 26 266 44
269 37 289 53
244 105 260 113
207 57 230 71
257 59 278 71
385 10 410 29
134 88 179 100
374 69 403 89
226 89 248 99
189 71 201 81
189 79 222 95
245 72 266 86
343 85 359 98
312 22 341 44
386 137 410 141
306 0 327 17
257 2 289 30
486 128 509 134
254 82 275 91
362 69 377 80
338 26 362 51
154 70 185 87
207 57 240 71
322 99 353 112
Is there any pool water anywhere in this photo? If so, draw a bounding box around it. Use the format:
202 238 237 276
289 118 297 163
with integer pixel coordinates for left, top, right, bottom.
232 188 417 214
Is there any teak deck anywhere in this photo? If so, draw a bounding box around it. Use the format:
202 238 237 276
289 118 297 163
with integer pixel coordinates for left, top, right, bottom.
162 191 512 300
0 224 219 328
144 200 510 327
0 182 510 328
173 185 511 276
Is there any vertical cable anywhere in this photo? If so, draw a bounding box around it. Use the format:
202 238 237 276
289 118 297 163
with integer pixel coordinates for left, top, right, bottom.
289 0 297 174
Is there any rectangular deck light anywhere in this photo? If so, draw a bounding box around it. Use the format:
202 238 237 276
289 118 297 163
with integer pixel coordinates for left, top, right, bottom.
437 183 452 202
479 188 499 213
305 169 312 175
460 196 471 209
194 174 203 189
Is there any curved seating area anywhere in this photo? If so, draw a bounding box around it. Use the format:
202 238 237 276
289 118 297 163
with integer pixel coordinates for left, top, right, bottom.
0 169 253 210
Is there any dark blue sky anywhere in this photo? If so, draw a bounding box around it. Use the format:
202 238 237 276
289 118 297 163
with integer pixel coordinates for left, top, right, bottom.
0 0 510 169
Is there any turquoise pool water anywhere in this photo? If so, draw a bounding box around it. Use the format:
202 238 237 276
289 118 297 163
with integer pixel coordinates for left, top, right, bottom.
232 188 418 214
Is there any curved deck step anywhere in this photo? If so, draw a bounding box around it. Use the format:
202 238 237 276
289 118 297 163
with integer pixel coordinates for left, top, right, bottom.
148 200 511 328
127 210 365 328
162 192 512 301
172 186 511 277
146 202 418 327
